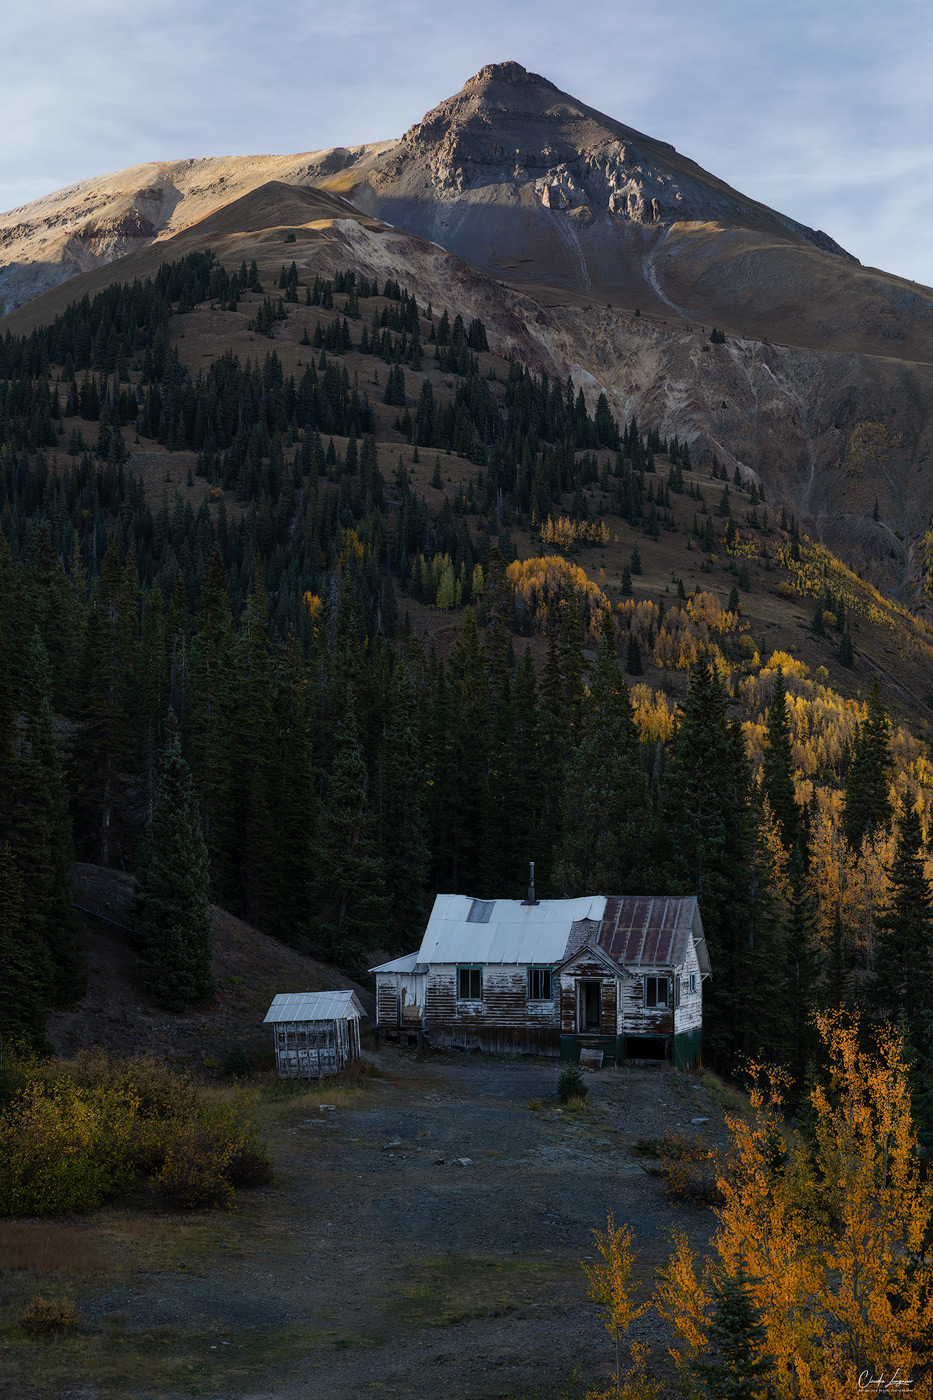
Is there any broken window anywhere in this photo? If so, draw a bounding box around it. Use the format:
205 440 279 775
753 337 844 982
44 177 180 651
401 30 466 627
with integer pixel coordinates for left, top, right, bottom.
467 899 495 923
674 975 681 1009
457 966 483 1001
643 975 669 1008
527 967 553 1001
689 973 697 994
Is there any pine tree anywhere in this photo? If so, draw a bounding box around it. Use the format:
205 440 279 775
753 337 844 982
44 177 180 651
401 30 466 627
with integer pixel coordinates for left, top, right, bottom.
692 1270 774 1400
273 629 317 944
842 681 893 849
760 670 800 854
0 842 51 1047
231 563 279 924
310 696 387 965
187 548 237 904
839 626 854 667
870 804 933 1025
138 729 214 1010
781 846 819 1084
554 624 649 895
12 631 85 1004
629 545 643 575
625 634 643 676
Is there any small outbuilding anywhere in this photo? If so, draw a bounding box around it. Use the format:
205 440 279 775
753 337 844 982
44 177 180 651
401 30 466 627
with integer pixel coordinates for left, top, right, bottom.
263 991 366 1078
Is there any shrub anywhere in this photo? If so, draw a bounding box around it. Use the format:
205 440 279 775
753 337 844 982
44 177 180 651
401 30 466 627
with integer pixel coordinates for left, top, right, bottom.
557 1065 588 1104
221 1041 252 1079
0 1080 139 1217
19 1294 80 1335
153 1118 236 1210
226 1132 274 1190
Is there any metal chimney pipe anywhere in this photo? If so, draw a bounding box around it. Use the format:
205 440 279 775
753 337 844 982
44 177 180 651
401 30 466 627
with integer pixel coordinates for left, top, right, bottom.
528 861 536 905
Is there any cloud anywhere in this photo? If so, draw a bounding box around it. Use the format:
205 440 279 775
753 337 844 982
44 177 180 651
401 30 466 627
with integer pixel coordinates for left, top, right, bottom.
3 0 933 281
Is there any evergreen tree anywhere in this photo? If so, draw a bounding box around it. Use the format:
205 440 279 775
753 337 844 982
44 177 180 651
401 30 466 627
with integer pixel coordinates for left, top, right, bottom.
187 548 237 904
693 1270 774 1400
760 670 800 854
231 563 279 924
625 634 643 676
554 624 649 894
870 804 933 1025
0 842 51 1047
381 662 430 946
842 681 893 849
310 696 387 965
781 846 819 1084
839 626 854 667
12 631 85 1004
273 629 317 943
629 545 643 575
138 729 214 1010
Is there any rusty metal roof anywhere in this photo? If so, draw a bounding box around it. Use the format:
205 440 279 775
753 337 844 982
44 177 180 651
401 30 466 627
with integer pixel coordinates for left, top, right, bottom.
598 896 700 968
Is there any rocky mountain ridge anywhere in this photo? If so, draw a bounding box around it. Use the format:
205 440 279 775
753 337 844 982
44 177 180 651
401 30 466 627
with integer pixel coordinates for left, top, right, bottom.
4 61 933 592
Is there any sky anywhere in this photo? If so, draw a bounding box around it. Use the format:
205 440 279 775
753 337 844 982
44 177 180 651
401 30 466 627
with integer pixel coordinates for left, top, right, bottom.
4 0 933 282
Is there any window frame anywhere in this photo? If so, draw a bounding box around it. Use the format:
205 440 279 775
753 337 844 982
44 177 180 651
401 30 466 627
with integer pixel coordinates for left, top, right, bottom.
674 975 681 1010
643 975 670 1009
456 965 483 1003
689 973 697 995
527 966 554 1002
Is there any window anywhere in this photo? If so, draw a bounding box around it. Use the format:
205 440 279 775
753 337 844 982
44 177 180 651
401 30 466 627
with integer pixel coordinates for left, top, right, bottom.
689 973 697 994
457 966 482 1001
643 975 669 1008
674 975 681 1010
467 899 495 924
527 967 553 1001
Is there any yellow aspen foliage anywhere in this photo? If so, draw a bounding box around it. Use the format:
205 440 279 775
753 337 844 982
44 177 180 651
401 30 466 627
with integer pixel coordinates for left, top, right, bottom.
540 515 610 550
616 599 660 646
506 555 610 637
630 684 679 744
758 797 792 906
656 1014 933 1400
582 1212 651 1400
302 592 323 634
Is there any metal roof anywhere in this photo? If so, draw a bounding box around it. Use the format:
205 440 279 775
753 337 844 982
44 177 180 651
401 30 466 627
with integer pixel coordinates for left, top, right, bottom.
416 894 607 966
369 953 421 974
599 896 700 968
263 991 366 1023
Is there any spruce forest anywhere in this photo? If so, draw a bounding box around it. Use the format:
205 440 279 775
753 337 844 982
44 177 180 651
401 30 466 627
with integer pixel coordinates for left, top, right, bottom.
2 247 933 1123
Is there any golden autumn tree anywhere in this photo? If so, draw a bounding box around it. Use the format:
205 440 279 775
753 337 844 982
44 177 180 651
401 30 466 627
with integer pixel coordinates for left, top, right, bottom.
656 1012 933 1400
582 1212 659 1400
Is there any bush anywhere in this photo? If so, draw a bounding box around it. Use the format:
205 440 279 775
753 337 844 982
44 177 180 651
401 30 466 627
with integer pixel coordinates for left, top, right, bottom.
0 1080 139 1217
640 1130 723 1207
221 1041 252 1079
0 1049 270 1217
557 1065 588 1104
153 1118 236 1210
19 1294 81 1335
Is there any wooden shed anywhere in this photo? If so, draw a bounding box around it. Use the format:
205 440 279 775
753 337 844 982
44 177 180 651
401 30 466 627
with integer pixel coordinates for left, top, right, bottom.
263 991 366 1078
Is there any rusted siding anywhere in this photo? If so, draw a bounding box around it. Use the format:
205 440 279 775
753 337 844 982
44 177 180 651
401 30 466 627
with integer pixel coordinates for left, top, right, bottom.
423 965 561 1030
620 971 675 1036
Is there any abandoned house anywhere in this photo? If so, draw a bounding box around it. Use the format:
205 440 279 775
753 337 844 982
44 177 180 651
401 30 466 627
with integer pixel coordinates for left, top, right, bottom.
264 990 366 1078
371 892 710 1066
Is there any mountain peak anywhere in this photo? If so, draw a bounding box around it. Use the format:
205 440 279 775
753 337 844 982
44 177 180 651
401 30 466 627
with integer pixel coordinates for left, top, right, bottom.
462 61 556 91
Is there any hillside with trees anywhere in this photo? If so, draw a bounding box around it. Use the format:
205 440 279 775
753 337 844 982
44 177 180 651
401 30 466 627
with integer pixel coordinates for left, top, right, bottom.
1 243 933 1132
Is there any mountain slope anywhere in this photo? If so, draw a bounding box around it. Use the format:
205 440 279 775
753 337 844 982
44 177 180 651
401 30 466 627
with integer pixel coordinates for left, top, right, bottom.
5 62 933 591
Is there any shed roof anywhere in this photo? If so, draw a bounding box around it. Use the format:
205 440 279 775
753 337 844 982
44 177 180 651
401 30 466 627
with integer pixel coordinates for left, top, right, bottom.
263 991 366 1024
416 894 607 966
599 896 700 969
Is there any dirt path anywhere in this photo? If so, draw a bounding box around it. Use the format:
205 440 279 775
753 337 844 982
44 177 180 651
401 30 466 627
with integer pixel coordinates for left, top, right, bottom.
2 1051 730 1400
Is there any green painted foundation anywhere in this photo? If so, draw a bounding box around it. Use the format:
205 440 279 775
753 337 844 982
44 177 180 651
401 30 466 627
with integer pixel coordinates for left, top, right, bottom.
559 1034 625 1067
672 1027 702 1068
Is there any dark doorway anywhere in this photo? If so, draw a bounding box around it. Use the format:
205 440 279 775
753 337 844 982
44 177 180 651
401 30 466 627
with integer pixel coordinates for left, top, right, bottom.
578 981 602 1031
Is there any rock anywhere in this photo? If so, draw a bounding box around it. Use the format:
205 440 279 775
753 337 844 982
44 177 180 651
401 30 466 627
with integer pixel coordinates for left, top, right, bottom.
456 1157 473 1167
319 1104 336 1112
383 1140 403 1150
691 1116 710 1124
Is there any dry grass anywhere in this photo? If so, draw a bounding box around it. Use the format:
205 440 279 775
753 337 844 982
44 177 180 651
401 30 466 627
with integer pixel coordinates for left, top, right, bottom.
0 1222 106 1273
19 1294 82 1335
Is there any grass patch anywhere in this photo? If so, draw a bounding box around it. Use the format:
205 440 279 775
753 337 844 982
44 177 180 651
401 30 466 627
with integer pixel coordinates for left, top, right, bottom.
384 1252 571 1328
700 1070 749 1115
0 1221 107 1273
